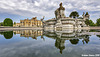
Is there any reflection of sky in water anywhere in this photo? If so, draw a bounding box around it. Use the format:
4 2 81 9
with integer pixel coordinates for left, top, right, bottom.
0 30 100 57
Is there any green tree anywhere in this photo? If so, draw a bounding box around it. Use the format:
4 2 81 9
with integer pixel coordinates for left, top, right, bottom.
97 35 100 38
96 18 100 26
85 19 90 26
70 39 79 45
3 18 13 26
0 22 3 26
89 20 95 26
0 31 13 39
85 19 95 26
85 12 89 16
14 22 16 25
4 31 13 39
69 11 79 18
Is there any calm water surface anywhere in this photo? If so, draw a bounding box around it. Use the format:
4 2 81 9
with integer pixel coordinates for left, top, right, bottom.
0 29 100 57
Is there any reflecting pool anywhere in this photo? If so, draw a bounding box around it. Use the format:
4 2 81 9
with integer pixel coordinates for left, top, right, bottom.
0 29 100 57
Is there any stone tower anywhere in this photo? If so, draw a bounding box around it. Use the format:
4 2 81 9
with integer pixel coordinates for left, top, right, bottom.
55 2 66 19
82 12 85 19
85 12 90 19
82 12 90 20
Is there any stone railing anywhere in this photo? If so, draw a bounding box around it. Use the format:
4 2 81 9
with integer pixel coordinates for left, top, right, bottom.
77 22 82 24
62 21 75 24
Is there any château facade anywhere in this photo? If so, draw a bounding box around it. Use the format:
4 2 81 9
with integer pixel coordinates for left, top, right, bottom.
44 3 90 30
13 17 43 27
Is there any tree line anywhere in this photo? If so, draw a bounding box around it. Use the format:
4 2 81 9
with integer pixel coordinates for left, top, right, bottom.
69 11 100 26
0 14 100 27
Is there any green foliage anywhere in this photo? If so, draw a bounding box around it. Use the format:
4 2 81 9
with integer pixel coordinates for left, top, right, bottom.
85 12 89 16
85 19 90 26
3 18 13 26
96 18 100 26
14 32 16 35
97 35 100 38
0 31 13 39
55 38 65 54
89 20 95 26
14 22 16 25
90 30 100 32
69 11 79 18
70 39 79 44
0 22 3 26
85 19 95 26
4 31 13 39
0 32 4 35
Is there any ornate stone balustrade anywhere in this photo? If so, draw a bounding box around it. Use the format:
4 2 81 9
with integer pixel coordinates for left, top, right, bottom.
62 21 75 24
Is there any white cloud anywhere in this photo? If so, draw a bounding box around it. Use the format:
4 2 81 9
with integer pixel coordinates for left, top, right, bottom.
0 0 100 21
34 1 40 6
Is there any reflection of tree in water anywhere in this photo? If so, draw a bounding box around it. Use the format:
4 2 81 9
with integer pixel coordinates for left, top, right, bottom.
55 38 65 54
70 39 79 45
4 31 13 39
14 32 16 35
32 36 37 40
41 35 45 41
43 30 92 54
0 31 13 39
82 35 90 44
97 35 100 38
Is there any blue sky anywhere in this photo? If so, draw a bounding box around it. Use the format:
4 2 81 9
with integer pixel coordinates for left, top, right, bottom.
0 0 100 23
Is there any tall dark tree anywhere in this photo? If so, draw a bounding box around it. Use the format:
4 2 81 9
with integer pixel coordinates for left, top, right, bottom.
0 22 3 26
69 11 79 18
89 20 95 26
85 19 95 26
14 22 16 25
85 19 90 26
85 12 89 16
96 18 100 26
3 18 13 26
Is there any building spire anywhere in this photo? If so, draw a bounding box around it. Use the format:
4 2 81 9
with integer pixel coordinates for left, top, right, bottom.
83 12 85 15
59 2 62 7
82 12 85 19
59 2 65 10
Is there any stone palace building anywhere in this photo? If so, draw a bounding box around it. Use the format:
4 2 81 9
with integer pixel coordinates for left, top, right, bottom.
13 17 43 27
44 3 90 30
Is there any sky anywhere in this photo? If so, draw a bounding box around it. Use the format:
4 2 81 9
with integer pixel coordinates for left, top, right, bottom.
0 0 100 23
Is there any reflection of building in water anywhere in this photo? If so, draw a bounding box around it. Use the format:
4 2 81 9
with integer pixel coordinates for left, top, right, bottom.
82 35 90 44
13 30 43 40
44 29 89 39
13 30 21 34
13 29 90 54
55 38 65 54
44 29 90 54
